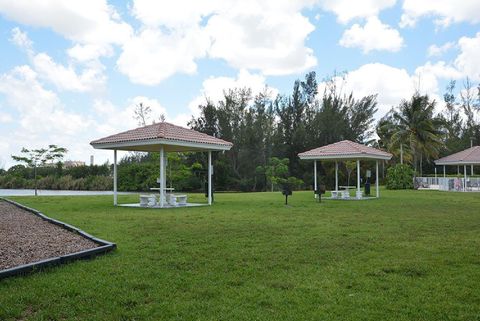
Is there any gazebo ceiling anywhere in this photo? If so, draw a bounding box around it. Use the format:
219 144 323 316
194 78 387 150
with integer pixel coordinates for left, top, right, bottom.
298 140 392 161
435 146 480 165
90 122 233 152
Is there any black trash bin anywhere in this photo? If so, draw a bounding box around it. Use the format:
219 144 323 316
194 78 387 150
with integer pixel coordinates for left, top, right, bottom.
204 181 214 203
364 181 371 196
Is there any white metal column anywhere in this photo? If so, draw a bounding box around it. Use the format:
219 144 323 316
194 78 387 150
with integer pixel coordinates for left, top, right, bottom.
113 149 117 206
160 146 165 207
208 151 212 205
356 160 360 194
464 164 467 192
376 160 379 198
335 161 338 192
314 160 317 198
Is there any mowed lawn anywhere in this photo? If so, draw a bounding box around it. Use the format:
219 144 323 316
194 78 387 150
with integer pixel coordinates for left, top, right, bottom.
1 190 480 321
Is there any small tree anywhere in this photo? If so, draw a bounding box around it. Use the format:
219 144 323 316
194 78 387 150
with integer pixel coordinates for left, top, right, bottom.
386 164 414 189
260 157 289 192
12 145 67 196
134 102 152 127
344 160 357 187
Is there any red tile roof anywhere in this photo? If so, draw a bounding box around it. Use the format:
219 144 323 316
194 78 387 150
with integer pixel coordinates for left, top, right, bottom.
299 140 392 159
435 146 480 165
91 122 233 148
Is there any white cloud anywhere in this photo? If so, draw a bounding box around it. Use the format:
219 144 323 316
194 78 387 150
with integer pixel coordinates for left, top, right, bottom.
188 69 278 118
67 44 114 63
339 16 404 53
9 27 32 52
204 3 317 75
400 0 480 28
319 63 416 117
455 32 480 81
0 65 100 168
117 27 209 85
0 0 132 47
427 42 455 57
9 28 107 93
414 61 463 92
32 53 106 92
318 0 396 24
117 0 317 84
0 112 13 123
131 0 217 29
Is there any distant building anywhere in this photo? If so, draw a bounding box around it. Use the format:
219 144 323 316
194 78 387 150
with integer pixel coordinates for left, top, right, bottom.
64 160 86 168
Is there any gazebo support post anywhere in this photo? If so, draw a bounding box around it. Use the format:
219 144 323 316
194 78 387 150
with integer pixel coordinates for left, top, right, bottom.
314 160 317 199
376 160 379 198
160 146 165 208
208 151 212 205
113 149 117 206
356 160 360 198
335 161 338 192
464 164 467 192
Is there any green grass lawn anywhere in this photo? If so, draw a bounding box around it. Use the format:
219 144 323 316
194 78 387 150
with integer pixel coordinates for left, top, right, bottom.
1 190 480 321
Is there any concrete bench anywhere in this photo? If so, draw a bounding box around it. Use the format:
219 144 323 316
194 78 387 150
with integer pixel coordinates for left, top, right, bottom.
175 195 187 206
166 194 188 206
140 194 156 207
341 190 350 199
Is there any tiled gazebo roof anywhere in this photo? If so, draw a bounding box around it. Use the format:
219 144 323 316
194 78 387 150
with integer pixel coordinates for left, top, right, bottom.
90 122 232 152
435 146 480 165
298 140 392 160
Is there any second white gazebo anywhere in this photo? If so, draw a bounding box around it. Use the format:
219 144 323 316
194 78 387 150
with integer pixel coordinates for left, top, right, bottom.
299 140 392 199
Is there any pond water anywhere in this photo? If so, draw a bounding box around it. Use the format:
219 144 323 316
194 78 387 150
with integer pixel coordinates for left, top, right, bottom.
0 189 133 196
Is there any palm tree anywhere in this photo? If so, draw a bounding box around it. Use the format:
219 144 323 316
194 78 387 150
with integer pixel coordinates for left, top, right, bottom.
383 94 444 175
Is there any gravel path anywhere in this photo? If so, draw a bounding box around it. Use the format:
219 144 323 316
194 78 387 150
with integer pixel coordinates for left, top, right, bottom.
0 201 99 270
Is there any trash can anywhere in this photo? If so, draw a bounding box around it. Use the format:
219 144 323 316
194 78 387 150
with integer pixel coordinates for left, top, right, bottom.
364 181 371 196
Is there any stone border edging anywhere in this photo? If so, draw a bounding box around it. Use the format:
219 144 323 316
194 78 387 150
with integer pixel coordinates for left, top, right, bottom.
0 197 116 279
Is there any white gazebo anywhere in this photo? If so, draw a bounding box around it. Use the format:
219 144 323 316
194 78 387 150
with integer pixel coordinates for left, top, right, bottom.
298 140 392 199
90 122 233 207
434 146 480 192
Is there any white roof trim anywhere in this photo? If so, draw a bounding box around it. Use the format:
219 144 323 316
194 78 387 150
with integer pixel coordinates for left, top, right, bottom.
299 153 392 161
435 160 480 166
91 138 232 151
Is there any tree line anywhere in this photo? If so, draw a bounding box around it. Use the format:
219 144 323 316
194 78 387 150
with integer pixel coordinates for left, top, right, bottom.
2 72 479 192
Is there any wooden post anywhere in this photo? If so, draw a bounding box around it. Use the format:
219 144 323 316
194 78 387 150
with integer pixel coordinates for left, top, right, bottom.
113 149 117 206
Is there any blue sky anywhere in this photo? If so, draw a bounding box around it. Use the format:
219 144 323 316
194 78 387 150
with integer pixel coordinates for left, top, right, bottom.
0 0 479 168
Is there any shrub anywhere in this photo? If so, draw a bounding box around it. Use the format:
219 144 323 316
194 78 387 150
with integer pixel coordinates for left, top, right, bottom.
386 164 414 189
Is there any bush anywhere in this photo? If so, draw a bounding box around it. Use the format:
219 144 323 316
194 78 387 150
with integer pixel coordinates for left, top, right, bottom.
386 164 414 189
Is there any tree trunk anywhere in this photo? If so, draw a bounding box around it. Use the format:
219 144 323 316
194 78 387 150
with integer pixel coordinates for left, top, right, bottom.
420 154 423 176
400 144 403 164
